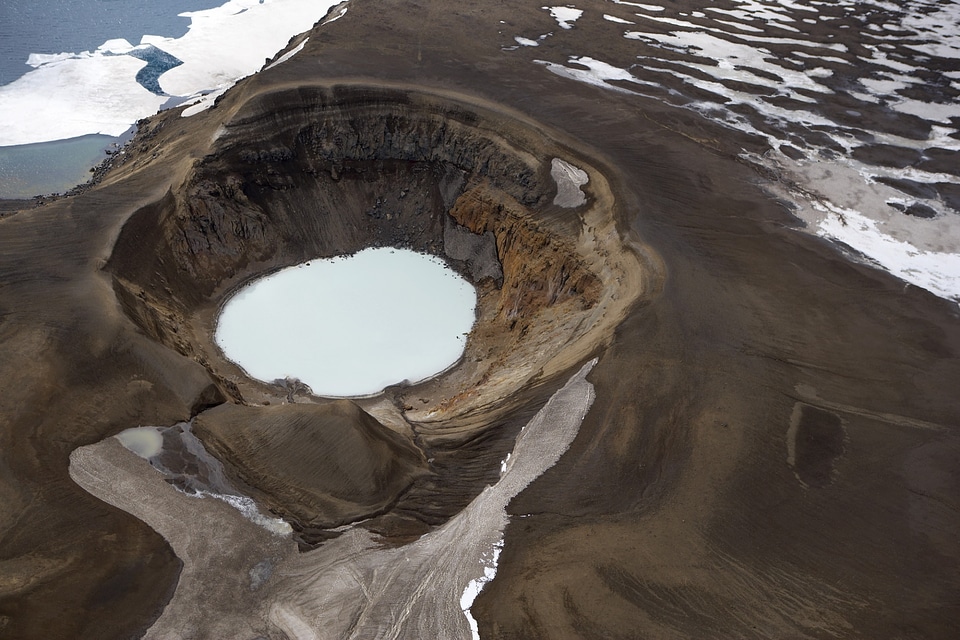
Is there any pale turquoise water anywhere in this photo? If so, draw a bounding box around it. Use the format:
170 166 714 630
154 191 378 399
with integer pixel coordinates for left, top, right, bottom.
215 248 477 397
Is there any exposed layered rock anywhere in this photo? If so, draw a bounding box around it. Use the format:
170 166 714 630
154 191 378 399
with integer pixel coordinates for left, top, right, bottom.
449 182 601 331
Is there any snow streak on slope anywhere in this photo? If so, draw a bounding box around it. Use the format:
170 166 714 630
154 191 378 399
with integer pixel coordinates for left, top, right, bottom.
517 0 960 302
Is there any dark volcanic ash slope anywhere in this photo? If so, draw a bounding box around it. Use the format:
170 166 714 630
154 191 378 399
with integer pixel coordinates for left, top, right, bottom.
193 401 428 534
1 0 960 639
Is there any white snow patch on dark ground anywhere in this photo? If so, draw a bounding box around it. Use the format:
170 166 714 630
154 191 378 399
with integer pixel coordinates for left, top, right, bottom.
545 5 585 29
551 157 590 207
519 0 960 303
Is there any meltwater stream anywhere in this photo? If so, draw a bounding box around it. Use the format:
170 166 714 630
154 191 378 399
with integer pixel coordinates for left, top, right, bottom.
215 247 477 397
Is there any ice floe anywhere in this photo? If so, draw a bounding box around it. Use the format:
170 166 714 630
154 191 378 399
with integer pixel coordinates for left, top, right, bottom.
0 52 168 145
0 0 344 147
140 0 338 98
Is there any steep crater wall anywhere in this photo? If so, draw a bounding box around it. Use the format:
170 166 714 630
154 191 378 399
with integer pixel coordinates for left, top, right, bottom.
107 85 644 441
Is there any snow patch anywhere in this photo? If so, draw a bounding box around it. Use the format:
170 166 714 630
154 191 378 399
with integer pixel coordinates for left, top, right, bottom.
460 540 504 640
816 204 960 302
523 0 960 306
201 492 293 536
265 38 309 70
544 6 584 30
610 0 664 10
180 86 229 117
551 157 589 207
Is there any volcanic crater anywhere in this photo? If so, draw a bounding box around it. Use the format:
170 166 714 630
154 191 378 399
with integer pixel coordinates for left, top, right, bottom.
103 84 648 542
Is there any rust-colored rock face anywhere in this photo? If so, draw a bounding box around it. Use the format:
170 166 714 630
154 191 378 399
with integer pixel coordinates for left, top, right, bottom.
449 183 601 332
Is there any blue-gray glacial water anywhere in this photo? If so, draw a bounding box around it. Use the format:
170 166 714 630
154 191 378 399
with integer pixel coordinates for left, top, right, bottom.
0 0 221 197
0 0 342 198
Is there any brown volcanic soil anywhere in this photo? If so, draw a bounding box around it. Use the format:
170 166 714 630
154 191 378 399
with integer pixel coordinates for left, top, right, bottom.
2 1 960 639
193 401 428 536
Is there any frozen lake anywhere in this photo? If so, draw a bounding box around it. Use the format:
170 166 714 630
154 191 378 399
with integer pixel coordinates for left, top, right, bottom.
215 248 477 397
523 1 960 303
0 0 344 198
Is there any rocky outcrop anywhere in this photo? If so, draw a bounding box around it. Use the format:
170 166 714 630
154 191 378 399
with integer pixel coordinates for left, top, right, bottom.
109 87 549 304
449 183 601 333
